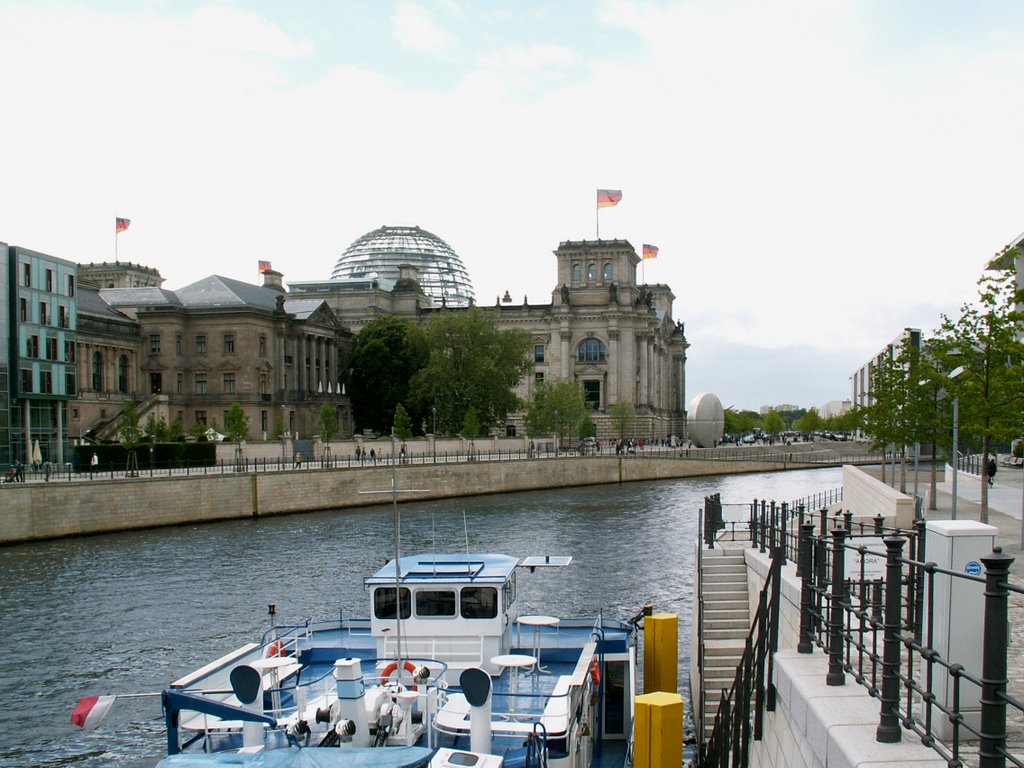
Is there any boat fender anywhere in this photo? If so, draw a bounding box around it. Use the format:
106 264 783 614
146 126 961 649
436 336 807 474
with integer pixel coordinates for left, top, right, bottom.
266 640 287 658
381 660 421 690
589 658 601 688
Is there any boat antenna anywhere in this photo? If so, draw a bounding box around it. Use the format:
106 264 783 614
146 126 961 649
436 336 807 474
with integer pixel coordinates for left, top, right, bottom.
463 510 470 565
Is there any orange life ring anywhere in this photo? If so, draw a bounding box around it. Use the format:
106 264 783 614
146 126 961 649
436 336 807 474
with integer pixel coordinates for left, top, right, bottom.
266 640 287 658
589 658 601 687
381 660 419 690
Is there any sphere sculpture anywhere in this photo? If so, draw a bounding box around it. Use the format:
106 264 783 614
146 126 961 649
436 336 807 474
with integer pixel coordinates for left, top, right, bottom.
687 393 725 448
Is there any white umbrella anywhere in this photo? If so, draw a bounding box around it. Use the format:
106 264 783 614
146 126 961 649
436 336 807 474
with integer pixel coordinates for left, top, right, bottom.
32 439 42 466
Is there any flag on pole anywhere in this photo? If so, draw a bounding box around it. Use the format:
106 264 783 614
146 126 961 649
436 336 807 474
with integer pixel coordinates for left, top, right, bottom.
596 189 622 208
115 217 130 234
258 260 272 272
71 695 117 729
642 243 659 260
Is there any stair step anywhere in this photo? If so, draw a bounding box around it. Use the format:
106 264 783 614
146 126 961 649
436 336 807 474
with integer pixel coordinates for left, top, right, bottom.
704 618 750 631
704 628 748 640
705 607 749 619
703 572 747 584
704 639 746 655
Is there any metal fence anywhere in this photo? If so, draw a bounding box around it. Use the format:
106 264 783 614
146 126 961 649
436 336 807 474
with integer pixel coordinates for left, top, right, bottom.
699 497 1023 768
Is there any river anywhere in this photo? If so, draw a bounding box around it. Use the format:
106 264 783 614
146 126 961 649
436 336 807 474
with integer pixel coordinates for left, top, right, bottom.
0 466 842 767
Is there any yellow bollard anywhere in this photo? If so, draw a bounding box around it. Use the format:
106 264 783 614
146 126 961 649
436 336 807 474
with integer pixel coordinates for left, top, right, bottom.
634 691 684 768
643 613 678 693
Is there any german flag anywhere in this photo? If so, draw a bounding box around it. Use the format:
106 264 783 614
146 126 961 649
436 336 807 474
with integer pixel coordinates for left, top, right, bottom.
115 217 130 233
642 244 659 260
596 189 622 208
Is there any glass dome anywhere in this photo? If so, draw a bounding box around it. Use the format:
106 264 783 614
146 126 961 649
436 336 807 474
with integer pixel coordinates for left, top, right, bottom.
331 225 475 307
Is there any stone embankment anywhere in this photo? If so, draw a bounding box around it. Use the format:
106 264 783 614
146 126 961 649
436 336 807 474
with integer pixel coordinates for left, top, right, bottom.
0 445 874 545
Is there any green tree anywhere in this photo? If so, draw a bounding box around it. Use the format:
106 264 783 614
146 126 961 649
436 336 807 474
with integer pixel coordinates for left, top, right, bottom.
860 340 918 490
350 316 428 435
793 408 823 434
461 407 480 440
409 308 533 435
318 403 339 442
120 401 142 474
394 403 413 441
143 414 171 442
762 410 785 435
525 380 588 445
189 420 208 440
723 408 760 436
224 403 249 444
937 262 1024 523
609 400 636 439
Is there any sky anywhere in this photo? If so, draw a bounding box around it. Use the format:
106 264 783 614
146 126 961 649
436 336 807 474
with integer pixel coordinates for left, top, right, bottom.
1 0 1022 413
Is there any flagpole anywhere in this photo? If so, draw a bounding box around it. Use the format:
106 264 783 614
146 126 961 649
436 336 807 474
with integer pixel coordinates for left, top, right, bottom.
115 230 118 263
596 203 600 240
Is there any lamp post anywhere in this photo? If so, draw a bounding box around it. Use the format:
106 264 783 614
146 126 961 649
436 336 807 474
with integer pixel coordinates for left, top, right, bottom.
949 365 965 520
432 406 436 464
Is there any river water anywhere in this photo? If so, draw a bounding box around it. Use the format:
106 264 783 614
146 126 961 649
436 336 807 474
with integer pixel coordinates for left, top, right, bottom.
0 466 842 767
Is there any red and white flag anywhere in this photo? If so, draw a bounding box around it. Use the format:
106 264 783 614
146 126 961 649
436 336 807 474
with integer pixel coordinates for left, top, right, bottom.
71 695 116 729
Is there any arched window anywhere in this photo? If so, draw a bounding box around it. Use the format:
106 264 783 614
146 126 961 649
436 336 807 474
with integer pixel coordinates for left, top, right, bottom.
603 263 613 280
577 338 607 362
587 263 597 280
118 355 128 394
91 351 103 391
572 263 582 281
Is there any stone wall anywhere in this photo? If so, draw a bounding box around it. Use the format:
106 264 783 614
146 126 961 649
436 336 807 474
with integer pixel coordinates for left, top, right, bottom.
841 464 915 528
0 457 815 545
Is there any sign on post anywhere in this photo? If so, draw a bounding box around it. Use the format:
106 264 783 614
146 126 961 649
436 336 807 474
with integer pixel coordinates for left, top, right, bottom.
844 536 886 581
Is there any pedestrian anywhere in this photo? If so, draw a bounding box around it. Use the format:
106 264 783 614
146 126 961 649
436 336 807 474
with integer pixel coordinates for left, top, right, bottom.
90 452 98 479
14 459 24 482
400 443 407 464
294 451 302 469
355 445 362 464
44 461 51 482
369 448 376 464
987 457 997 487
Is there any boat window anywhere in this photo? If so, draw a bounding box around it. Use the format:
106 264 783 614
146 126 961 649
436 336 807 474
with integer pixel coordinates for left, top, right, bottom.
501 572 516 612
416 589 456 617
460 587 498 619
373 587 411 619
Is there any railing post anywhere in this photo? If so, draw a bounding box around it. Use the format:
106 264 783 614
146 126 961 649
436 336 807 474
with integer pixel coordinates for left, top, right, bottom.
780 503 789 566
766 546 782 710
978 547 1014 768
874 513 885 535
750 498 759 549
876 536 905 743
912 518 927 642
759 500 767 554
844 510 853 532
798 523 815 653
826 527 847 686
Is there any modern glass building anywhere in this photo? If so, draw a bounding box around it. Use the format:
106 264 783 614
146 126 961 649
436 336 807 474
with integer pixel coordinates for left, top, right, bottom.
331 225 475 307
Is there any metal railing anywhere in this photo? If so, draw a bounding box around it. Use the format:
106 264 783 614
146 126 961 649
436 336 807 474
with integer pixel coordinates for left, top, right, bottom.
698 494 1023 768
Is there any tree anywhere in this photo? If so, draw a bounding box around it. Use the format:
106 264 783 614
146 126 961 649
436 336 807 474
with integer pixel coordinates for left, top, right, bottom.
762 410 785 435
609 400 636 439
393 403 413 441
318 403 338 442
723 408 760 436
525 380 588 444
937 262 1024 523
860 339 919 490
461 407 480 440
224 403 249 444
792 408 823 434
350 316 428 435
409 308 533 435
120 401 142 474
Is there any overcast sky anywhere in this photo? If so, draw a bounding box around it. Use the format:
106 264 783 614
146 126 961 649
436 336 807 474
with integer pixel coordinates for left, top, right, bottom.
2 0 1022 412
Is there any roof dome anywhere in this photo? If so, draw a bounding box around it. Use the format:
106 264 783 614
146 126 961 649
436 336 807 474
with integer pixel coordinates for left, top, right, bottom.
332 225 475 307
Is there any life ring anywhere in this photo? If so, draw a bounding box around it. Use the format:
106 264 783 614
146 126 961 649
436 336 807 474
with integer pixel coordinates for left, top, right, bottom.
381 660 419 690
589 658 601 687
266 640 287 658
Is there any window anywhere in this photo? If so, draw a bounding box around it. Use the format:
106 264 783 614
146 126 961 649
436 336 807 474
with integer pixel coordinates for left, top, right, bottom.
118 355 128 393
535 372 545 384
259 334 267 355
175 334 182 355
374 587 411 619
534 344 545 363
45 269 54 292
39 302 48 325
46 337 57 360
460 587 498 619
261 410 268 432
195 410 207 425
195 372 207 394
177 372 184 394
27 336 39 358
150 372 162 394
195 335 206 354
20 369 32 392
23 263 31 287
223 372 236 394
41 370 53 394
19 298 27 322
92 351 103 390
583 380 601 410
578 338 607 362
58 305 68 328
603 263 613 280
415 589 456 617
72 407 79 420
259 372 269 396
223 333 235 354
572 263 581 281
67 275 75 297
64 340 76 362
149 334 160 354
587 263 597 280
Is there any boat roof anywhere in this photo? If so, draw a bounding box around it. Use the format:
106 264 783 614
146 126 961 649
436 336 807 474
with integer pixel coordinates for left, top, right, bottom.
364 554 520 586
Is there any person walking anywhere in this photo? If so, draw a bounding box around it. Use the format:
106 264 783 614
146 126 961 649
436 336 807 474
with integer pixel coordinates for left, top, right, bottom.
294 451 302 469
987 457 997 487
90 452 98 479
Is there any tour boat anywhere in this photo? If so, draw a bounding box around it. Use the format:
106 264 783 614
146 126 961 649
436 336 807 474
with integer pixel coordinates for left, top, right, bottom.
84 552 641 767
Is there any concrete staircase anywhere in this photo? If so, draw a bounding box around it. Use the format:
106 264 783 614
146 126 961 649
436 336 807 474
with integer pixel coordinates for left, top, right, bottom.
699 550 750 739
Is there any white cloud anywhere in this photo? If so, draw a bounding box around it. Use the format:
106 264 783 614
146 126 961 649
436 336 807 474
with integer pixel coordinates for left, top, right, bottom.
391 1 455 56
188 5 315 58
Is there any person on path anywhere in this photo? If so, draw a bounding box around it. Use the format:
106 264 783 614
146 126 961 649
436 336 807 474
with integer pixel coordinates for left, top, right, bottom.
987 457 997 487
90 452 98 479
369 448 376 465
294 451 302 469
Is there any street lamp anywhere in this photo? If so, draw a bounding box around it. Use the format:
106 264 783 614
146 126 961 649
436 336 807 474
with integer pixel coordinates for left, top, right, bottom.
948 365 965 520
432 406 436 464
